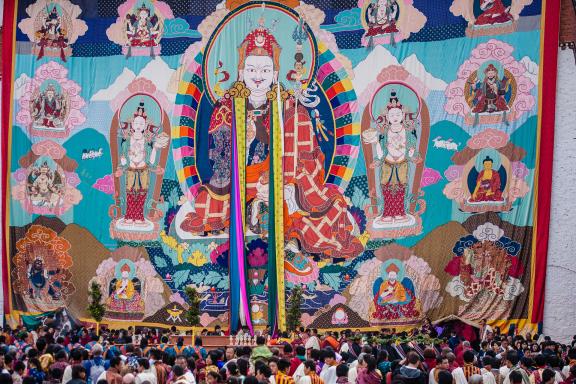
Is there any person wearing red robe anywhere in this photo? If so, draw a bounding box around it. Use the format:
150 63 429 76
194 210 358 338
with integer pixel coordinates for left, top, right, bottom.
472 64 509 114
321 333 340 351
470 156 504 202
180 24 362 258
475 0 514 26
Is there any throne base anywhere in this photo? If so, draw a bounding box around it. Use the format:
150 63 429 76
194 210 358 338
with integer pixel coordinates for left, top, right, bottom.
466 21 516 37
369 300 424 327
31 124 68 139
465 110 516 126
367 214 423 240
110 217 160 241
460 198 512 213
122 45 162 57
33 46 72 59
369 316 424 327
104 309 145 321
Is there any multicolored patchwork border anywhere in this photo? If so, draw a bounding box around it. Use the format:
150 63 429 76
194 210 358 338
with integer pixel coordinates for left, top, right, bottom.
316 41 361 193
172 52 205 202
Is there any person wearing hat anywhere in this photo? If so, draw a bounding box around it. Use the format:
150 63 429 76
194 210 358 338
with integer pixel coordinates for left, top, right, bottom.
472 64 509 115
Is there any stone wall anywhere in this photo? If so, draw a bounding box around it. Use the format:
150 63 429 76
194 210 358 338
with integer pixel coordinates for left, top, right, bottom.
543 49 576 343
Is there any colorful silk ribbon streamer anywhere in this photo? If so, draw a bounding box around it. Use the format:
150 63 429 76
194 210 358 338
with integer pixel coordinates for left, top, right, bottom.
230 99 252 334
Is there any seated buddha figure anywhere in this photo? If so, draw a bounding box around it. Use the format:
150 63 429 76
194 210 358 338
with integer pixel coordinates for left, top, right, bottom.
470 156 504 203
475 0 514 26
106 262 145 316
372 261 420 321
374 263 409 305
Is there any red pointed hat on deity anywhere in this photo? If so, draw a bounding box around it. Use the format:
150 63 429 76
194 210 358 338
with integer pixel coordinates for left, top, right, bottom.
484 64 498 73
121 263 131 273
386 263 400 273
237 16 282 70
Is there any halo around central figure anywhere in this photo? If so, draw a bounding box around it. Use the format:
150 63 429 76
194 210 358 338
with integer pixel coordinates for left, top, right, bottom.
172 0 364 262
202 2 318 104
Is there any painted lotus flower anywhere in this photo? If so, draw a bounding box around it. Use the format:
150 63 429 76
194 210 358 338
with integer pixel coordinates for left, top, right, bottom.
210 241 229 268
247 238 268 268
349 206 367 234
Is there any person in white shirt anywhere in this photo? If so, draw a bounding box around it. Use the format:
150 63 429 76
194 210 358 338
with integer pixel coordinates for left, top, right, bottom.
481 357 497 384
430 357 451 384
0 354 13 376
172 365 192 384
339 337 350 355
502 352 530 384
452 351 480 384
306 330 321 351
12 361 25 384
174 355 196 384
562 365 573 380
563 366 576 384
30 330 39 345
62 349 83 384
480 320 494 343
550 358 567 384
136 358 157 384
500 364 511 382
294 360 306 384
320 350 338 384
562 348 576 378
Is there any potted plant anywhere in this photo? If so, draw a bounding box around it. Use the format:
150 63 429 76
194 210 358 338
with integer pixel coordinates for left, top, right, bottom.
87 281 105 335
184 286 201 336
286 286 304 333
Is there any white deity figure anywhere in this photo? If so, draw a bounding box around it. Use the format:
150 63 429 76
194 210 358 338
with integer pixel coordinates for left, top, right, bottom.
115 100 169 227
